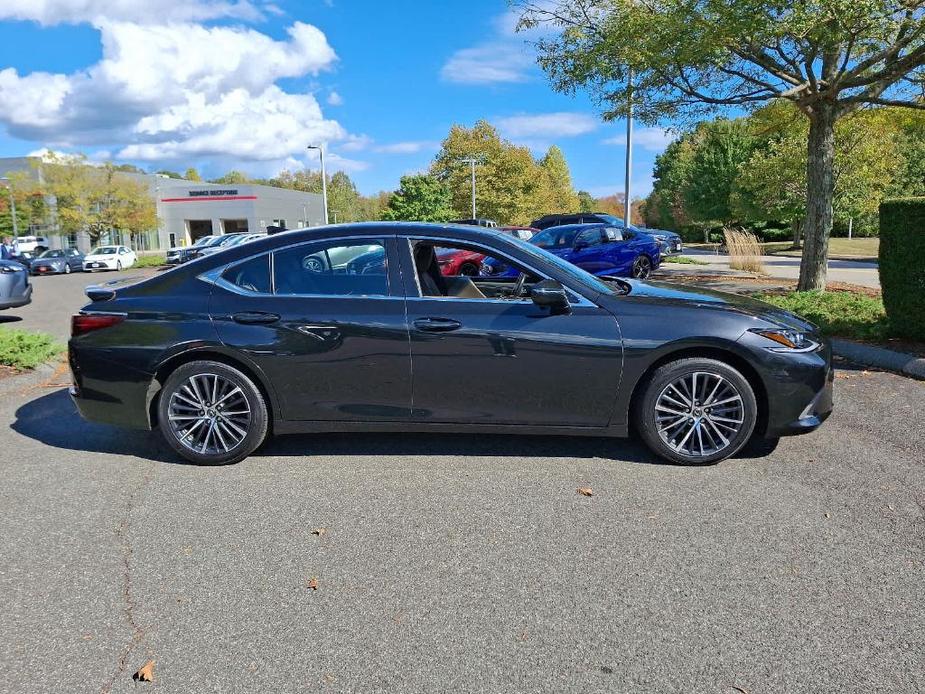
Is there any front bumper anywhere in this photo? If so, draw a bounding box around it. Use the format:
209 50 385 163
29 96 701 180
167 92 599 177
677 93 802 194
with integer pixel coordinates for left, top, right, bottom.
83 260 115 271
0 280 32 309
31 263 65 275
771 366 834 436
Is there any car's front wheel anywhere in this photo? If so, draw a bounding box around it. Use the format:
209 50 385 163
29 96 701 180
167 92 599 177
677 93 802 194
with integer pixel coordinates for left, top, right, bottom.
116 261 122 271
635 358 757 465
632 255 652 279
64 264 71 274
157 360 269 465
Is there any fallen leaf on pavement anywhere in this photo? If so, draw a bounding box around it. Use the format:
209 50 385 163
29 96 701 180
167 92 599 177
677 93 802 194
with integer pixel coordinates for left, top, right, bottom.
311 528 326 537
133 660 155 682
577 487 594 497
307 577 319 591
730 686 750 694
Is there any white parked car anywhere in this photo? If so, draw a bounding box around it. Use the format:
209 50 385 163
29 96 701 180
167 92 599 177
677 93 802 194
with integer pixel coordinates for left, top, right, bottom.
14 235 48 253
83 245 137 272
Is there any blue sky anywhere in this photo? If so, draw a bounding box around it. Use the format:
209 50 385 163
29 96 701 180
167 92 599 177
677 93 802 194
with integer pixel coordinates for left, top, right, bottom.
0 0 672 199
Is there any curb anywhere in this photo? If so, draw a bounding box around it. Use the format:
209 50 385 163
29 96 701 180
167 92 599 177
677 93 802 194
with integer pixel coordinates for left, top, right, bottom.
831 338 925 381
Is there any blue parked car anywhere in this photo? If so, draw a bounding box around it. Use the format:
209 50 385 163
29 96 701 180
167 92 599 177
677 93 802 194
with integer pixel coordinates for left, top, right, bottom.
481 222 661 279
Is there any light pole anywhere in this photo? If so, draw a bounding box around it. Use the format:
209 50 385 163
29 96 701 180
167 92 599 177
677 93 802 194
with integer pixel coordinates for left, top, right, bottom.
0 177 18 238
459 158 479 218
307 144 329 225
623 68 634 229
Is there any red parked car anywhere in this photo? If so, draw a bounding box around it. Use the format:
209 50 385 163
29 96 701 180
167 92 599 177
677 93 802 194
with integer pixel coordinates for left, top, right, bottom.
436 226 538 276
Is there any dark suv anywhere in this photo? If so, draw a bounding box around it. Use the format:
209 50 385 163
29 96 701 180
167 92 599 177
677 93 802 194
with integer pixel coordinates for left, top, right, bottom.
530 212 625 230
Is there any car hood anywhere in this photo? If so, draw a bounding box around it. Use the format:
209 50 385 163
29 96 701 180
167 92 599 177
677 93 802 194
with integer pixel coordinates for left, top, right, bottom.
616 279 817 332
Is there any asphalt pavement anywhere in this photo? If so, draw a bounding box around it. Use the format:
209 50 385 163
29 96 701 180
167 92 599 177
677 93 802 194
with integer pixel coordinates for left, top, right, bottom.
681 251 881 289
0 264 923 692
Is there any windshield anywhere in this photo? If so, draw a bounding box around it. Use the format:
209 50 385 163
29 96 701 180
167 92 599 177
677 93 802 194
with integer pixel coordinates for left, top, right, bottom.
89 247 117 255
502 235 614 296
192 236 215 247
39 250 64 258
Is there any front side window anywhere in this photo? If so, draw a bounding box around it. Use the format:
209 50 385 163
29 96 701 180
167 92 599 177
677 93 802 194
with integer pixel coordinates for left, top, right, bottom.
273 239 388 297
575 229 603 247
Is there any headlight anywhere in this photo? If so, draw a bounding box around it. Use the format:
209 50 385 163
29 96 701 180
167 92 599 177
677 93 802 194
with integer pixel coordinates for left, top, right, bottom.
0 265 20 274
751 328 818 352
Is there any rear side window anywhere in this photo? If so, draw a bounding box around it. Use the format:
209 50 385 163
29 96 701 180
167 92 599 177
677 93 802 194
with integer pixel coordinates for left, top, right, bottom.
273 239 388 297
223 254 271 294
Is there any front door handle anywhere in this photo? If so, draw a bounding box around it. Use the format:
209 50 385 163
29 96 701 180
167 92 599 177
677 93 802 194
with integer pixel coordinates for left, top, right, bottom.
414 317 462 333
232 311 280 325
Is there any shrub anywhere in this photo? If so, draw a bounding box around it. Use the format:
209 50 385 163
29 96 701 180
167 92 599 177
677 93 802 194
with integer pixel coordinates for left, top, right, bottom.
0 327 63 370
879 199 925 339
723 228 764 273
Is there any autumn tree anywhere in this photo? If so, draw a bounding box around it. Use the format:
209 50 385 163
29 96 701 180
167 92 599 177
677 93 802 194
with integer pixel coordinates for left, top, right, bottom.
520 0 925 289
382 174 454 222
184 167 203 182
540 145 580 211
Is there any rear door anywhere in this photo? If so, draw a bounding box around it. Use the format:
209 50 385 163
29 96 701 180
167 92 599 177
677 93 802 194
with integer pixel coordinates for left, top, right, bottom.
209 236 412 421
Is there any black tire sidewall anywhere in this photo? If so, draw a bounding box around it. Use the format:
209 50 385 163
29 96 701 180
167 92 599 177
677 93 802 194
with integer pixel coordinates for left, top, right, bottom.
157 360 269 465
636 358 757 465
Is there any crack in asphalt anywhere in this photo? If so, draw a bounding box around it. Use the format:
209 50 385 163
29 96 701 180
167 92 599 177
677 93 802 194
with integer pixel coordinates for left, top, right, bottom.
100 465 155 694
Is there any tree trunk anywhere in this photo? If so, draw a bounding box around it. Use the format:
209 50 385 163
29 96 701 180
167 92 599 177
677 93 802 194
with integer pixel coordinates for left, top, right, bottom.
798 104 837 291
791 217 803 248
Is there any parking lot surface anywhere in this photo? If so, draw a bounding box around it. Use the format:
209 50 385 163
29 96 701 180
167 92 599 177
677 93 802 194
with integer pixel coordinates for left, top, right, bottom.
1 266 923 693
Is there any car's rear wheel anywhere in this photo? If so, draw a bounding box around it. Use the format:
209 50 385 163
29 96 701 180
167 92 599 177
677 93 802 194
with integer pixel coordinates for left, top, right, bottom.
157 360 269 465
635 358 757 465
632 255 652 279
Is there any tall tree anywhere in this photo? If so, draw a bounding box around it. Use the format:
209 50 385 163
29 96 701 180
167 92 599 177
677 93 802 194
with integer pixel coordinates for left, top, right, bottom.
520 0 925 290
382 174 453 222
683 120 755 224
211 170 249 184
184 167 203 182
540 145 580 211
576 190 595 212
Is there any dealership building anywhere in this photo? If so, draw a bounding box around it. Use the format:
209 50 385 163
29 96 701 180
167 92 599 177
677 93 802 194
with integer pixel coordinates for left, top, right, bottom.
0 156 325 252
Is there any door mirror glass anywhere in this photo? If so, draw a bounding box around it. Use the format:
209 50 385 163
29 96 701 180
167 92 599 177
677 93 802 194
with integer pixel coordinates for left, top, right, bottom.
530 279 570 310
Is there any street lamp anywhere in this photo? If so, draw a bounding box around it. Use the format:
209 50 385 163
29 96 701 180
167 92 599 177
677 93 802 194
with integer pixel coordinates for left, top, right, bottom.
0 177 18 238
459 157 480 218
623 69 634 229
306 144 329 225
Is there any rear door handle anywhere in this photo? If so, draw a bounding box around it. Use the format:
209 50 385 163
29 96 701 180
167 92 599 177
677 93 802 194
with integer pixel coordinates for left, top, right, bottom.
232 311 280 325
414 317 462 333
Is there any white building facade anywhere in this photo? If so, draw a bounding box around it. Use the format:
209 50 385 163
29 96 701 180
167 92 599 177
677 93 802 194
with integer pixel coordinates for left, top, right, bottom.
0 157 326 253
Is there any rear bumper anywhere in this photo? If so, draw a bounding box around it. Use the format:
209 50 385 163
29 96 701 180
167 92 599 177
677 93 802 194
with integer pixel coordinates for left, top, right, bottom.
68 345 154 429
0 283 32 309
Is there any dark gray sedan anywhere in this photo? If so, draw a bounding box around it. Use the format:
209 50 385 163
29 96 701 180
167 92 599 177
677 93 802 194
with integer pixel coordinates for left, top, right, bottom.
30 248 84 275
0 259 31 309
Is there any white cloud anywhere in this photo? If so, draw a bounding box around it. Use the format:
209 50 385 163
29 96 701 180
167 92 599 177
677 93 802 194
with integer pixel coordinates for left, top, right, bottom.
497 112 598 138
0 0 263 25
373 141 439 155
327 90 344 106
440 44 534 84
0 20 347 164
339 134 372 152
604 127 676 151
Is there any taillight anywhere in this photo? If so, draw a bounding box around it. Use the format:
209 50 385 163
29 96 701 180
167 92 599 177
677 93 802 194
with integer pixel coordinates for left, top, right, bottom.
71 313 126 337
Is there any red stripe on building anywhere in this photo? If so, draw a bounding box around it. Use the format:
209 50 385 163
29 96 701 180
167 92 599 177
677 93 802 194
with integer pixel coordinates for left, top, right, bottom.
160 195 258 202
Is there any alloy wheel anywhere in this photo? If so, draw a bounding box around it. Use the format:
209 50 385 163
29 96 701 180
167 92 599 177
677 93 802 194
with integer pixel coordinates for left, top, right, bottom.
167 373 252 456
65 264 71 274
633 256 651 279
654 371 744 459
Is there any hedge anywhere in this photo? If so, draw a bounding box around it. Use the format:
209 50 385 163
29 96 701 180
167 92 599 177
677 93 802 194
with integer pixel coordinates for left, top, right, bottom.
879 198 925 340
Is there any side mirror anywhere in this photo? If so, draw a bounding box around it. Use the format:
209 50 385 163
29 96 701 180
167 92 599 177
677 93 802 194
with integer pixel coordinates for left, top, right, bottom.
530 279 570 312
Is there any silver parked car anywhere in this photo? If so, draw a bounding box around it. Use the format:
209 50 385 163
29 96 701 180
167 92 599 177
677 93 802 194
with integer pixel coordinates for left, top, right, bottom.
0 259 32 309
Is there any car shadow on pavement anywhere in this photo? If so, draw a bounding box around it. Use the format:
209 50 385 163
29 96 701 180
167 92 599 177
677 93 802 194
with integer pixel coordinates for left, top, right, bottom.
0 315 23 325
11 388 174 463
12 388 778 467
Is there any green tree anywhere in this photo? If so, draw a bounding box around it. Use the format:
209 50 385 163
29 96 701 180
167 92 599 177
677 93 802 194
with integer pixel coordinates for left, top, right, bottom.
540 145 580 212
382 174 453 222
683 120 755 224
430 120 553 225
357 191 392 221
520 0 925 290
211 170 249 184
576 190 595 213
184 167 202 182
154 169 183 179
647 135 697 230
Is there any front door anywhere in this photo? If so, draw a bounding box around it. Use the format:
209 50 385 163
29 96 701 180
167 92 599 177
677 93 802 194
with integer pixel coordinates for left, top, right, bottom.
400 238 623 427
209 236 412 421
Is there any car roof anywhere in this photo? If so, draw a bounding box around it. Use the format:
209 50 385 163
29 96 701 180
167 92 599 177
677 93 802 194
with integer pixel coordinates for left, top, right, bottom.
535 222 607 232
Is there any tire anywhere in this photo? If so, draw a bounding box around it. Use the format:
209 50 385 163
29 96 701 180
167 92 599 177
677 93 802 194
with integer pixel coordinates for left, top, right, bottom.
458 262 479 277
634 357 757 465
157 360 269 465
632 254 652 279
64 264 71 274
116 261 122 271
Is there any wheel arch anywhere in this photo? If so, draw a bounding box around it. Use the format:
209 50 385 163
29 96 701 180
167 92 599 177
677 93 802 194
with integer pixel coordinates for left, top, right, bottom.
147 348 278 431
625 345 769 437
